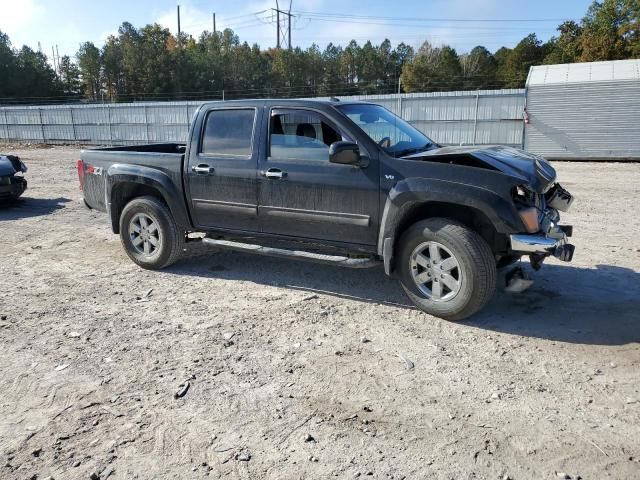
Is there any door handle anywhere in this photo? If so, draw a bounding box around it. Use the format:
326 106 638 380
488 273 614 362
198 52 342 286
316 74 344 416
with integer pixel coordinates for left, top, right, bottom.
263 168 287 179
192 164 215 175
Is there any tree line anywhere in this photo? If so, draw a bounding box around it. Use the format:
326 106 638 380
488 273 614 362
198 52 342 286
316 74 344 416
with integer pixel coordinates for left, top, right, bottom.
0 0 638 104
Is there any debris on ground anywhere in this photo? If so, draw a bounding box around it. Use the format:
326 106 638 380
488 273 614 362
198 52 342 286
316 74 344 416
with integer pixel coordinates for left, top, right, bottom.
505 266 534 293
396 353 415 370
173 381 190 399
235 451 251 462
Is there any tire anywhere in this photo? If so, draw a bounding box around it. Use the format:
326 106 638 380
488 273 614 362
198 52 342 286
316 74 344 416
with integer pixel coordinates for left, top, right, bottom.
119 196 184 270
397 218 496 321
496 254 521 270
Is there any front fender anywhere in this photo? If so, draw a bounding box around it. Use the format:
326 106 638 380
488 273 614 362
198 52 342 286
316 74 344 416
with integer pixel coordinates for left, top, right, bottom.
378 177 524 257
106 164 190 233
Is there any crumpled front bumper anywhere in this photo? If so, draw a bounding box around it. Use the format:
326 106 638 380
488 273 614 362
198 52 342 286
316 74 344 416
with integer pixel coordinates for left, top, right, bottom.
509 182 576 262
0 176 27 199
510 224 575 262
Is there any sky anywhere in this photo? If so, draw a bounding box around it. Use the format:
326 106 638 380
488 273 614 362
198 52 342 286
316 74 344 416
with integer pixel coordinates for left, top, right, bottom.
1 0 594 60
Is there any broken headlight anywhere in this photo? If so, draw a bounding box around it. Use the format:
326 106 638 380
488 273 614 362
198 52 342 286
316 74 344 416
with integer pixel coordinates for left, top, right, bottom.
545 184 573 212
512 184 537 205
512 185 541 233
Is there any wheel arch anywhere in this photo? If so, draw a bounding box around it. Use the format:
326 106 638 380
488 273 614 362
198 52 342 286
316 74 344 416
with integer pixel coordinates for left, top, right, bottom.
396 201 503 250
379 180 522 275
106 164 190 234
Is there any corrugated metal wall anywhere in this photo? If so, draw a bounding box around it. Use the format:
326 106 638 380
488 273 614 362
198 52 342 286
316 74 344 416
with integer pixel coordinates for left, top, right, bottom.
0 102 204 146
525 80 640 160
0 89 525 148
333 90 526 147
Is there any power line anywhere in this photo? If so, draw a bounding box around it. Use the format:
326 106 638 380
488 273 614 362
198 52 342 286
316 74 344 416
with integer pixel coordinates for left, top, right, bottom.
295 16 563 30
220 10 269 22
181 12 272 33
292 10 576 23
181 10 269 30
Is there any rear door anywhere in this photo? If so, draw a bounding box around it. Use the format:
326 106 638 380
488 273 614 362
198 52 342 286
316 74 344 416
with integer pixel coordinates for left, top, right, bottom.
186 106 262 231
258 107 379 245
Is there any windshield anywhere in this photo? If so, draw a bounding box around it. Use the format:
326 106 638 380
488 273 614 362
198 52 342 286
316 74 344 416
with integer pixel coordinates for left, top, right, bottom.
337 103 437 157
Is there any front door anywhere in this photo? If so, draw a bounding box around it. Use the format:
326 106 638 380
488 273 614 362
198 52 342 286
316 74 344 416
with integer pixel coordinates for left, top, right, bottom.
258 107 379 246
186 106 262 231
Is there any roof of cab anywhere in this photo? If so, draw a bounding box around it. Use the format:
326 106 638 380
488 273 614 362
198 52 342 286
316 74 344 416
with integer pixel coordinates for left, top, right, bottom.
198 98 370 110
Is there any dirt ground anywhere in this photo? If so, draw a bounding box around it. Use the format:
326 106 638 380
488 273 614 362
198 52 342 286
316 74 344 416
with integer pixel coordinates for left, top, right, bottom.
0 145 638 480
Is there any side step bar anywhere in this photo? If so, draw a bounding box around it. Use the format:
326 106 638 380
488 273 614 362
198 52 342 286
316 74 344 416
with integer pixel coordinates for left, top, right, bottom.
202 238 380 269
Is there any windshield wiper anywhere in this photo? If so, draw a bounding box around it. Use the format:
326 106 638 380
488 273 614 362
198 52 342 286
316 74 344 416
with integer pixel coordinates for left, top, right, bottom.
393 143 434 158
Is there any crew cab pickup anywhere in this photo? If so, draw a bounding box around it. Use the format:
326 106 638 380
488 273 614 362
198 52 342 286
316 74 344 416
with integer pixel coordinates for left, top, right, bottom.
79 99 575 320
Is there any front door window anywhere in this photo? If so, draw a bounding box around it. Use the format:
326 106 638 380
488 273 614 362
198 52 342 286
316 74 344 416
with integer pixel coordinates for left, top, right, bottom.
269 109 349 162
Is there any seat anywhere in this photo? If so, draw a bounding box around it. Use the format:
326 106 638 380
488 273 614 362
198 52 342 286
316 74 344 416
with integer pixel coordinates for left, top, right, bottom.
296 123 317 140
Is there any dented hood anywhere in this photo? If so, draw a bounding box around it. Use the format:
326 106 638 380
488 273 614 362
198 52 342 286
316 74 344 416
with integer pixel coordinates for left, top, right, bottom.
405 145 557 193
0 155 27 177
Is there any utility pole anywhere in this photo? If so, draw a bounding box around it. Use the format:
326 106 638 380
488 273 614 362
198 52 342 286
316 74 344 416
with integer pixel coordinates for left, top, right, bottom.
177 5 182 98
273 0 294 49
51 46 58 76
177 5 181 43
213 12 216 33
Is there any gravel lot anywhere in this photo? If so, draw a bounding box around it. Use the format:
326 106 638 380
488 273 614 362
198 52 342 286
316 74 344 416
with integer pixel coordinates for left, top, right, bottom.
1 145 639 480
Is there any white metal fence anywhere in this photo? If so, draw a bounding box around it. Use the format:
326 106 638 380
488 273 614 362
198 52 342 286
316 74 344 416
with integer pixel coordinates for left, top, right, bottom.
0 89 526 148
330 90 526 148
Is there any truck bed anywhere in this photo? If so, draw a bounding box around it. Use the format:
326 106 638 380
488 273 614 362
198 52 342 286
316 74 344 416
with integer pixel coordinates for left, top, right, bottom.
95 143 186 155
80 143 186 213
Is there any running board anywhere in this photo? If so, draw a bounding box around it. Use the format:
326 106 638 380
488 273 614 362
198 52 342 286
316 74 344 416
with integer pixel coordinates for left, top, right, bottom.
202 238 380 269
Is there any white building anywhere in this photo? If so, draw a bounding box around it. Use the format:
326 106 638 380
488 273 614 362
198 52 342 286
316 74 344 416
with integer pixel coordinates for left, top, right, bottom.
525 59 640 160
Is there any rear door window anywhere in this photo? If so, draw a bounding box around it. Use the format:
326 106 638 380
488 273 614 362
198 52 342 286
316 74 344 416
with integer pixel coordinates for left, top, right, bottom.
201 109 256 157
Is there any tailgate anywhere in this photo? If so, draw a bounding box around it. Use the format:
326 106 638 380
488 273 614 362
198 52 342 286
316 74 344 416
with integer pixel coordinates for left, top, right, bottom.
78 155 108 211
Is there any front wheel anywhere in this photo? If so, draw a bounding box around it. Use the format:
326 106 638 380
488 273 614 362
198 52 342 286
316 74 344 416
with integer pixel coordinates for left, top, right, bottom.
397 218 496 321
119 196 184 270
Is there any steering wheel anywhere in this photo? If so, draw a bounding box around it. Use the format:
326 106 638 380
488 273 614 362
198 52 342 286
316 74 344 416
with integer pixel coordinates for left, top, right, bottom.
378 137 392 149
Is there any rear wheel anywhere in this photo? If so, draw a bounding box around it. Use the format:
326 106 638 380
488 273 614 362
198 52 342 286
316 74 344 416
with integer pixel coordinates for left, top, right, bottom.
397 218 496 321
119 196 184 269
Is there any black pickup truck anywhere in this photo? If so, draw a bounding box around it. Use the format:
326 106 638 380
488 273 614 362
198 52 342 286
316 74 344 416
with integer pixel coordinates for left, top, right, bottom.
79 99 575 320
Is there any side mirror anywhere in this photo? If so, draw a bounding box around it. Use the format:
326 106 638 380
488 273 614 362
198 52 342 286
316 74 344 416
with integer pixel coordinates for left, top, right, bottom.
329 141 366 167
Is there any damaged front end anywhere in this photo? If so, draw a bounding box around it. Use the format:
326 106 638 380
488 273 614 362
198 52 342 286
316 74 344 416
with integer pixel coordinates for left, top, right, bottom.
509 182 575 268
404 145 577 268
0 154 28 201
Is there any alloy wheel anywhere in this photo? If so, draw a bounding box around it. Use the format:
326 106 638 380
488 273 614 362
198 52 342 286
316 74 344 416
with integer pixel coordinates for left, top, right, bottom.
409 241 462 301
